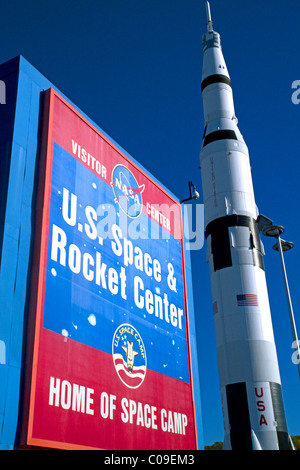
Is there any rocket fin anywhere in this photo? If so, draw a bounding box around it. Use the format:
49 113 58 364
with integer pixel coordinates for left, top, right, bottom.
289 435 296 450
222 435 231 450
251 430 262 450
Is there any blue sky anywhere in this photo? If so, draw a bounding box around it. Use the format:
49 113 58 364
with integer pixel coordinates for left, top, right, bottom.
1 0 300 446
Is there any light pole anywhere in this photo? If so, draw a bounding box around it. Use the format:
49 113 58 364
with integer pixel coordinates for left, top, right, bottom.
180 181 200 203
262 223 300 379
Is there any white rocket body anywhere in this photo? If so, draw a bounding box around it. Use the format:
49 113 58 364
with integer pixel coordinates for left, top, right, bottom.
200 5 292 450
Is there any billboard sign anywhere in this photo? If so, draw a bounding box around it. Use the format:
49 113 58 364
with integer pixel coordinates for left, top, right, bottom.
23 88 198 449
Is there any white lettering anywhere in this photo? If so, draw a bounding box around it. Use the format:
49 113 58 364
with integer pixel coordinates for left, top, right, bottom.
133 276 184 329
51 224 67 266
68 243 81 273
85 205 98 240
50 227 129 299
161 409 188 435
121 398 157 430
100 392 116 420
82 252 94 281
49 376 60 407
111 224 161 280
71 140 107 179
48 377 94 415
62 188 77 226
72 384 85 413
61 380 72 409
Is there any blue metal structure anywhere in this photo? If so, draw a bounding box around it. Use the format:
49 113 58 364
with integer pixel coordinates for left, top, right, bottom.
0 56 203 449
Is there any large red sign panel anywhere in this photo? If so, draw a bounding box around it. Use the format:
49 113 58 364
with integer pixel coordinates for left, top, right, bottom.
22 89 197 449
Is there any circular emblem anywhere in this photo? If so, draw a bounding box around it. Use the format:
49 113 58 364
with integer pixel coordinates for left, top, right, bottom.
112 324 147 389
110 165 145 218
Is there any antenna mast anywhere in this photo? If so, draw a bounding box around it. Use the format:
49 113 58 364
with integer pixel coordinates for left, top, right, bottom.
205 1 213 31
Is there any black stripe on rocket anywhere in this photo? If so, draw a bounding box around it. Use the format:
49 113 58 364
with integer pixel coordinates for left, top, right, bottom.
205 215 264 272
203 129 237 147
201 73 232 92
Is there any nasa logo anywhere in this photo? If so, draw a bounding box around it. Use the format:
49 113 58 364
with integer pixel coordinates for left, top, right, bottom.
112 324 147 389
110 165 145 218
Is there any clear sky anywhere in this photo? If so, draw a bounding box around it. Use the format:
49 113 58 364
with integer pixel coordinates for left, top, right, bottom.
1 0 300 446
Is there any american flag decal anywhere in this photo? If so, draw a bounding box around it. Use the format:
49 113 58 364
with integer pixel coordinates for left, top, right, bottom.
237 294 258 306
113 354 146 389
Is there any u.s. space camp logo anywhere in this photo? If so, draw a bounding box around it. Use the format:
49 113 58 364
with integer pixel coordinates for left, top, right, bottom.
112 324 147 389
110 165 145 218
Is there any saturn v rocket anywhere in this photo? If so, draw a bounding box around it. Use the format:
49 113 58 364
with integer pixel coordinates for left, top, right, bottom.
199 2 293 450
